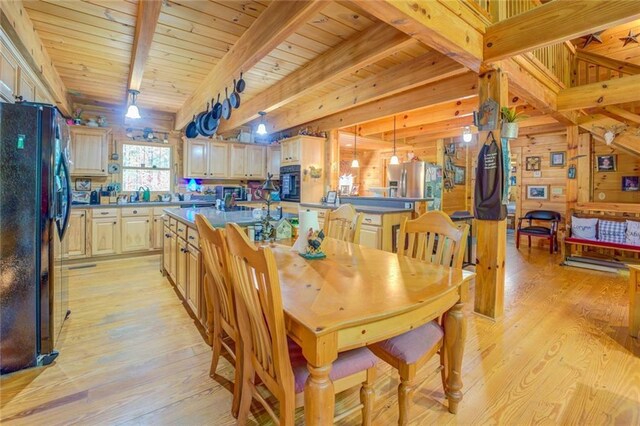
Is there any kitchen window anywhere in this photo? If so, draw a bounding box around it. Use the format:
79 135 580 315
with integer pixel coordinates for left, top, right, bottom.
121 143 172 192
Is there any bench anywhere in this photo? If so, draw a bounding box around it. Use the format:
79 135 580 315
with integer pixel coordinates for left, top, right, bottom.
562 204 640 271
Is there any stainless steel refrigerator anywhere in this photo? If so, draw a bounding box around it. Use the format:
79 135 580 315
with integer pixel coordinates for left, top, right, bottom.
388 161 443 210
0 101 71 375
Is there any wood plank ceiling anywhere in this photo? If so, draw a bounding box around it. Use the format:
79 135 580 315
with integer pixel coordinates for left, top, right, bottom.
572 19 640 66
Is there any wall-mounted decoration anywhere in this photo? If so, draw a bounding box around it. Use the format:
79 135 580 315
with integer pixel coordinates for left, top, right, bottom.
551 187 564 196
550 151 566 167
619 30 638 47
527 185 549 200
582 31 604 48
108 163 120 174
622 176 639 192
454 165 466 185
473 98 499 131
525 156 541 171
568 165 576 179
326 190 337 204
500 107 529 139
75 178 91 191
596 154 617 172
445 143 456 155
533 171 542 178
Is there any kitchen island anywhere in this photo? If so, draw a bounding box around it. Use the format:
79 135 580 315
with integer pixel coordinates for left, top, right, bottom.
163 206 296 228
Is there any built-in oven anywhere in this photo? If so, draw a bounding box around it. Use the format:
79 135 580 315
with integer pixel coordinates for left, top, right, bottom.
280 165 301 202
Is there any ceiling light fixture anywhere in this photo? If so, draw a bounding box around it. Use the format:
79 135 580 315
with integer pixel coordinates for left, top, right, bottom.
462 126 473 143
390 116 400 165
256 111 267 135
125 89 141 119
351 125 359 168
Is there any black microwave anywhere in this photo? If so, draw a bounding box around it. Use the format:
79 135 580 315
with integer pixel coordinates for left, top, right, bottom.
214 186 246 201
280 165 300 202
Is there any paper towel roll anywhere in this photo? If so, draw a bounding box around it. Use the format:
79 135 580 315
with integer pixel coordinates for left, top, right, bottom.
292 209 320 253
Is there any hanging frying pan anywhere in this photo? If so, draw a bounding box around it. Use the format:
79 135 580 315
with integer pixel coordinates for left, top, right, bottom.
185 115 198 139
222 87 232 120
211 93 222 120
236 72 246 93
195 102 210 136
230 79 241 109
202 98 216 133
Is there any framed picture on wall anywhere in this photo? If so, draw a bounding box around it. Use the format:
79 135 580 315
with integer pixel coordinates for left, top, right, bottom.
454 166 465 185
326 190 337 204
622 176 639 192
525 156 541 171
596 155 617 172
75 178 91 191
526 185 548 200
550 151 566 167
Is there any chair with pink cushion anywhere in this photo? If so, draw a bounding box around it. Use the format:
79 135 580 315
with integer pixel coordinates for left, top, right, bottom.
225 223 377 425
368 211 469 424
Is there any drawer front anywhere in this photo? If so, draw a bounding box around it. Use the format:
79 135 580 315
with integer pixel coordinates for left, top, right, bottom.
121 207 151 217
362 214 382 226
93 208 118 218
176 221 188 240
154 207 173 216
169 218 178 231
303 207 327 219
187 227 199 248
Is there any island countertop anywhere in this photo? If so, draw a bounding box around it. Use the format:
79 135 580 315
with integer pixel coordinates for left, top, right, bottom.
71 201 215 209
299 202 412 214
164 207 296 228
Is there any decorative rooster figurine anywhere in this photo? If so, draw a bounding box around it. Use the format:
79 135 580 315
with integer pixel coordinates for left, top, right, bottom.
303 228 326 258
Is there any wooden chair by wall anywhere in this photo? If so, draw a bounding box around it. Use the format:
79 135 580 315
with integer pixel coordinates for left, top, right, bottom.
369 211 469 424
195 215 241 418
323 204 363 243
225 223 377 425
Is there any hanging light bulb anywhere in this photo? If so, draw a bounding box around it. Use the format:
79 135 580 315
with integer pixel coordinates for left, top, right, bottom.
351 125 359 168
125 89 141 119
256 111 267 135
390 115 400 165
462 126 473 143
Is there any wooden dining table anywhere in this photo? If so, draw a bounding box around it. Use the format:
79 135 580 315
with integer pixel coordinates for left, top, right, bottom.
269 237 475 425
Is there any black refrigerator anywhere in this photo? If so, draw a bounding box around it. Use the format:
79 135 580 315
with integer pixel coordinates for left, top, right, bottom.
0 101 71 375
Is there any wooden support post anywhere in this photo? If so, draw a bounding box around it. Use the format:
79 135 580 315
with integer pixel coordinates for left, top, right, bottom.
566 126 579 214
327 129 340 191
474 70 508 320
577 133 591 204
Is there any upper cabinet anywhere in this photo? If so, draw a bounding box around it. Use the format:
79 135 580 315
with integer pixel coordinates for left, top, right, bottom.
279 135 325 167
208 142 228 178
1 37 52 104
267 146 281 179
0 42 18 102
228 144 266 180
281 137 301 166
183 139 267 180
69 127 111 176
18 72 36 102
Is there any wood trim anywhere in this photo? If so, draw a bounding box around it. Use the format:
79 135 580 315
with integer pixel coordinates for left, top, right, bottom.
350 0 484 72
217 22 413 132
558 74 640 111
576 50 640 76
484 0 640 62
128 0 162 92
574 202 640 215
174 0 326 129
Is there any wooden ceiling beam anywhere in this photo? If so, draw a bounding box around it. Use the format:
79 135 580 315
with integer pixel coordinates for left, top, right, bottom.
380 116 473 140
174 0 326 129
601 105 640 126
484 0 640 62
1 1 71 114
558 74 640 111
576 50 640 76
349 0 484 72
217 23 413 133
268 51 466 133
127 0 162 92
293 72 477 133
357 97 478 136
578 113 640 158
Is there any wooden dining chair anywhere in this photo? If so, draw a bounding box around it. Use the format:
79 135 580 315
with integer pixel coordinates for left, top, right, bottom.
195 215 241 418
368 211 469 424
323 204 363 243
224 223 377 425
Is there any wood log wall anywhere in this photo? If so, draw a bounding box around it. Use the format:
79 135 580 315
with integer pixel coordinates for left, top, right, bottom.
591 142 640 203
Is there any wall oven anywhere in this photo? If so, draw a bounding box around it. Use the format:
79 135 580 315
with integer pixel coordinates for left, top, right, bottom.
280 165 301 202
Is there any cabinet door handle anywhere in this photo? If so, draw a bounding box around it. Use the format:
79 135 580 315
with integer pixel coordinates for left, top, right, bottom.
80 214 84 217
133 210 137 214
113 221 117 225
165 234 171 238
101 211 109 215
178 228 184 232
146 220 149 223
188 236 195 240
102 169 105 172
365 218 372 223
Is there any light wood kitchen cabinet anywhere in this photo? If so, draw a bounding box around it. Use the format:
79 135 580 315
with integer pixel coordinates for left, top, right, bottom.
184 139 208 178
66 210 87 258
70 127 111 176
267 146 281 179
281 138 301 165
169 232 178 282
153 216 165 250
228 144 247 178
245 145 266 179
186 246 201 316
359 225 382 249
91 217 119 256
0 42 18 102
121 216 151 252
208 142 228 178
176 238 188 299
162 226 172 274
18 72 35 102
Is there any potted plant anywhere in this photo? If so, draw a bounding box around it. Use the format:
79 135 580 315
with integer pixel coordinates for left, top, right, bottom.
501 107 528 139
72 108 83 125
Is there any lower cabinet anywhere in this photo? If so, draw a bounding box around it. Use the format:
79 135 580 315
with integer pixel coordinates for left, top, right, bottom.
162 226 172 275
176 238 188 298
91 217 119 256
359 225 382 249
121 216 151 252
186 246 201 315
67 210 87 258
152 216 164 249
169 232 178 282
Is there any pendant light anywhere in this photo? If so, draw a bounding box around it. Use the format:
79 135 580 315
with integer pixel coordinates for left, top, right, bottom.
389 115 400 165
125 89 141 119
351 125 359 168
256 111 267 135
462 126 473 143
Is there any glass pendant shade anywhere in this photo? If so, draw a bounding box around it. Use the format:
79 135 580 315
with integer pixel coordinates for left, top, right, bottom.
462 126 473 143
389 155 400 165
125 90 141 119
256 123 267 135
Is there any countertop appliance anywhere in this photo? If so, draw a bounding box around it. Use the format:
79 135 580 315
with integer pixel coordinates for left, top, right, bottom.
388 161 443 210
214 185 246 202
0 101 71 374
280 165 300 202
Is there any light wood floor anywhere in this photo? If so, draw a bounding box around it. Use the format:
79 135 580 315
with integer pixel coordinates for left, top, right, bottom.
1 238 639 425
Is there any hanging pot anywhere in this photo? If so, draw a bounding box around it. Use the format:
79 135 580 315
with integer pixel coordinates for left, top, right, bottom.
211 93 222 120
195 102 210 136
236 72 246 93
230 79 241 109
222 87 232 120
501 122 519 139
202 98 217 135
185 115 198 139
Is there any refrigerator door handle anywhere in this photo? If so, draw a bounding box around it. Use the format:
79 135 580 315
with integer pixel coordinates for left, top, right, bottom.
58 153 72 241
400 168 407 198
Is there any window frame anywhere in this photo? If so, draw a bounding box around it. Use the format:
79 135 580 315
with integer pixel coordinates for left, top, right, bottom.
120 140 174 193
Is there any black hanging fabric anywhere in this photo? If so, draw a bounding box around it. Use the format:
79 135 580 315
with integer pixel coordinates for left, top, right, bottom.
474 132 507 221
